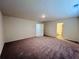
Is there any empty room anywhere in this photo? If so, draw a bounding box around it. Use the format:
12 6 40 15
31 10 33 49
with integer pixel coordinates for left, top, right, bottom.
0 0 79 59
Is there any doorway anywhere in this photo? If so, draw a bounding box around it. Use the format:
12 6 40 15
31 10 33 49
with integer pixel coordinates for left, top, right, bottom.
36 24 44 36
56 23 64 39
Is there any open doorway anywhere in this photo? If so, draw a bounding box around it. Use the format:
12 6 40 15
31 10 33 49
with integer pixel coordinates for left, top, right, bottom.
56 23 64 39
36 24 44 37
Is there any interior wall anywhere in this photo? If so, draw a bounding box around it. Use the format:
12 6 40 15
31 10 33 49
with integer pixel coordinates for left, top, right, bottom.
0 11 4 55
3 16 36 42
44 21 56 37
62 18 78 41
44 18 79 42
77 18 79 40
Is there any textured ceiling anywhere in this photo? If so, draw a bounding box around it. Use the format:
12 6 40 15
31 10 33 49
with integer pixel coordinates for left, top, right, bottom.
0 0 79 21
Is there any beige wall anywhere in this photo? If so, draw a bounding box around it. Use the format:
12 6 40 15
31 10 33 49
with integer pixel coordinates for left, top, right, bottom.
44 18 79 42
44 21 56 37
62 18 78 41
77 18 79 40
3 16 36 42
0 11 4 55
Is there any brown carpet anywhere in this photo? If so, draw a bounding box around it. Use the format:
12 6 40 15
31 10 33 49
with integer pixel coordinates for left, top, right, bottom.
1 37 79 59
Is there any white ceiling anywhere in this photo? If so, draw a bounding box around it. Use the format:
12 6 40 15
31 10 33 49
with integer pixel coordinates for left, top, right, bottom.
0 0 79 21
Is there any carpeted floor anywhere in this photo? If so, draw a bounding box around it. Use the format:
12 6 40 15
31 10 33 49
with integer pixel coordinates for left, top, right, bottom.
1 37 79 59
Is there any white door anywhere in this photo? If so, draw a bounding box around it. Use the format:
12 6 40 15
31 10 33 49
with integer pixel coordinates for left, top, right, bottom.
36 24 44 36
